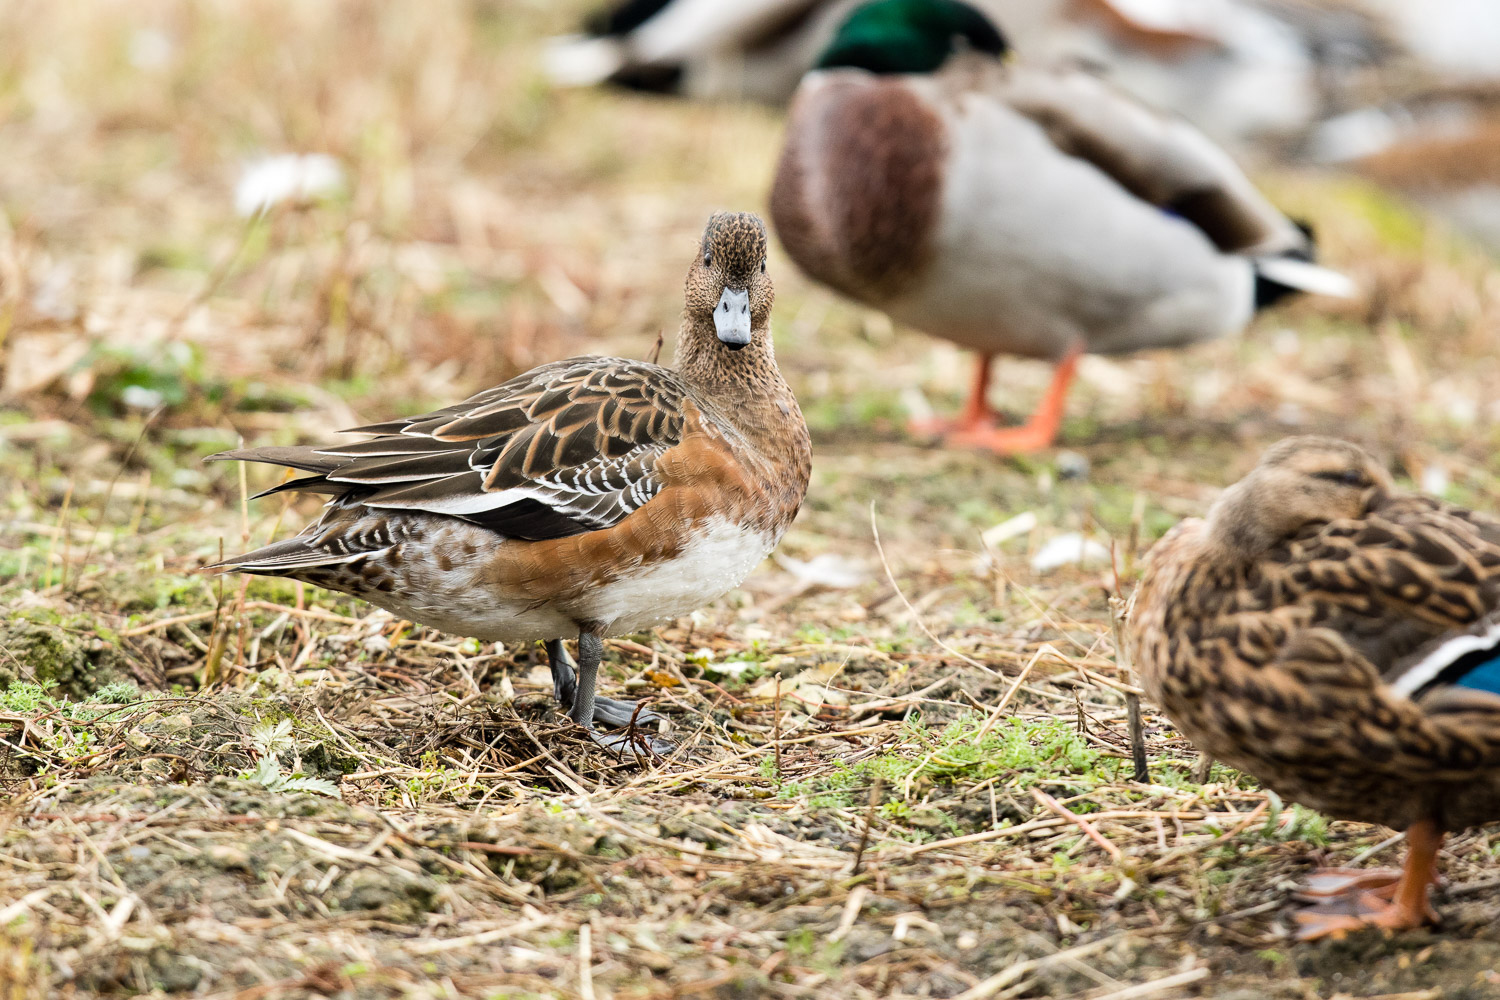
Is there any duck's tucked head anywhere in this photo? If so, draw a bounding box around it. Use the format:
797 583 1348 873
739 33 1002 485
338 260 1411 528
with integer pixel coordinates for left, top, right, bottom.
684 211 773 353
1207 436 1393 558
817 0 1008 76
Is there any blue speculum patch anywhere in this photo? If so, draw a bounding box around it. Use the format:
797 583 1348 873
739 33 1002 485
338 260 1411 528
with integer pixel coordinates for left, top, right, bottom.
1454 656 1500 696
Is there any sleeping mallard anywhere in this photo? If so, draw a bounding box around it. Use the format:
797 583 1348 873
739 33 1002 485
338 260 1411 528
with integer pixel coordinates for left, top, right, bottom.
542 0 1393 152
769 0 1354 454
1134 436 1500 937
542 0 860 103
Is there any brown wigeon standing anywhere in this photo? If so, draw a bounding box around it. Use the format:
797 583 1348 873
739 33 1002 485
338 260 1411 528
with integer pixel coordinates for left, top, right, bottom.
208 212 810 755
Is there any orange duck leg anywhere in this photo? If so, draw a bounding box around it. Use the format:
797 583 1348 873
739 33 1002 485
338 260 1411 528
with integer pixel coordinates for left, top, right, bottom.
1293 819 1444 939
911 346 1082 455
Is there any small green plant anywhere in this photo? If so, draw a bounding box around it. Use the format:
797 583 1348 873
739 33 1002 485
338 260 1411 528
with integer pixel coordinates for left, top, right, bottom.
241 718 340 797
250 717 297 757
242 756 340 797
785 926 816 957
0 681 153 767
0 682 48 713
1253 792 1330 845
0 680 146 719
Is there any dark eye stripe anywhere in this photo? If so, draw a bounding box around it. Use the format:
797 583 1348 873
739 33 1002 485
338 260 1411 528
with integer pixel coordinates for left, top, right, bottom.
1312 469 1367 486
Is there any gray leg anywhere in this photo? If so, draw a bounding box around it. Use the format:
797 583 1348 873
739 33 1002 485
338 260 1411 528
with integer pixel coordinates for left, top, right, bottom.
546 636 663 729
565 630 673 756
545 639 577 706
569 631 602 730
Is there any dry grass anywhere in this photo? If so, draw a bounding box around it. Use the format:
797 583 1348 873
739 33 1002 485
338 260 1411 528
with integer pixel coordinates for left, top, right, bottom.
2 2 1500 998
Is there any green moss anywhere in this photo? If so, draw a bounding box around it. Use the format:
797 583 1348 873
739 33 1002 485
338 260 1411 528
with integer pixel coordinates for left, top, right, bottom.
0 619 129 698
779 714 1101 811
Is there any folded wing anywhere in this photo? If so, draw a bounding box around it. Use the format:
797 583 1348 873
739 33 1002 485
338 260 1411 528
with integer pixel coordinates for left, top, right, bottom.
1000 66 1310 256
209 357 689 542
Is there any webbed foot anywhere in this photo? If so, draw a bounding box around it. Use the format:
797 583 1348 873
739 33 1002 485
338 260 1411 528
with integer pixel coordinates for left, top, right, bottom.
1293 891 1440 940
1291 821 1444 939
1296 867 1404 900
545 639 664 730
592 695 663 729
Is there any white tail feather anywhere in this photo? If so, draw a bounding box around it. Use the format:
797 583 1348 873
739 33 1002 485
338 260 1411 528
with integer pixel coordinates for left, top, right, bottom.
543 35 626 87
1254 257 1358 299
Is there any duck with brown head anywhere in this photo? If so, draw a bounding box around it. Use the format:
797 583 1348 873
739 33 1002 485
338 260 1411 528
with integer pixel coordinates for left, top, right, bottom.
1134 436 1500 937
205 212 810 758
1202 436 1393 558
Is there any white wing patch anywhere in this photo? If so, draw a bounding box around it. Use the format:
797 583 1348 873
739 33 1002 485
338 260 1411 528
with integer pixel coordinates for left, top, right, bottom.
1390 617 1500 699
358 442 670 530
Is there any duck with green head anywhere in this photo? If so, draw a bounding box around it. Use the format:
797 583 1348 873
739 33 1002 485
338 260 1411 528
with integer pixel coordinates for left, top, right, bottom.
770 0 1354 453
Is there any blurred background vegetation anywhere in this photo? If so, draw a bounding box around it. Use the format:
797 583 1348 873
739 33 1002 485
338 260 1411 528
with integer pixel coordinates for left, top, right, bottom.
3 2 1500 997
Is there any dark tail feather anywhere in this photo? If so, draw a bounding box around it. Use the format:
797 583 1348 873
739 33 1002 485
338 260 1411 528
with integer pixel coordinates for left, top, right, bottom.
206 536 376 575
250 475 343 501
206 446 342 475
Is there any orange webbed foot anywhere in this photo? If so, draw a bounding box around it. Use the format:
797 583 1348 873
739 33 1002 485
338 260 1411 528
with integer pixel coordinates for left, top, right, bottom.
1293 892 1440 940
1292 822 1444 939
1296 867 1405 900
945 421 1060 455
911 347 1082 455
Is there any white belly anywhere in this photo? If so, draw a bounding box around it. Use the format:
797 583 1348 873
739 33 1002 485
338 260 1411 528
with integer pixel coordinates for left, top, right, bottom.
571 516 776 635
354 516 775 645
886 92 1252 359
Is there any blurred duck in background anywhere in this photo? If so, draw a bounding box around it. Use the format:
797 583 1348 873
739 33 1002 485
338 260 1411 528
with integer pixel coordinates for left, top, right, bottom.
1316 91 1500 254
542 0 1394 150
543 0 859 103
1053 0 1395 153
1308 0 1500 253
768 0 1353 454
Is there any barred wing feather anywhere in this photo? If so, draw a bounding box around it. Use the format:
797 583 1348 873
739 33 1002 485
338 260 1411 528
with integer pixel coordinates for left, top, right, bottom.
208 357 689 542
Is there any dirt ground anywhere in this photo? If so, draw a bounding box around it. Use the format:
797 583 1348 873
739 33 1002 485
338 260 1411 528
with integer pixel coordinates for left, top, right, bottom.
3 2 1500 998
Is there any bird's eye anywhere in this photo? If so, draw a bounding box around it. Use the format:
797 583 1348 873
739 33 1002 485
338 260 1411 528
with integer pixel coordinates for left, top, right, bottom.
1314 469 1367 487
704 254 713 268
760 259 766 273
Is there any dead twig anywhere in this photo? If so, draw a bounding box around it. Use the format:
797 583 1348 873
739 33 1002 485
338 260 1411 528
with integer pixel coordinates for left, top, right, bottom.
1031 787 1122 864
